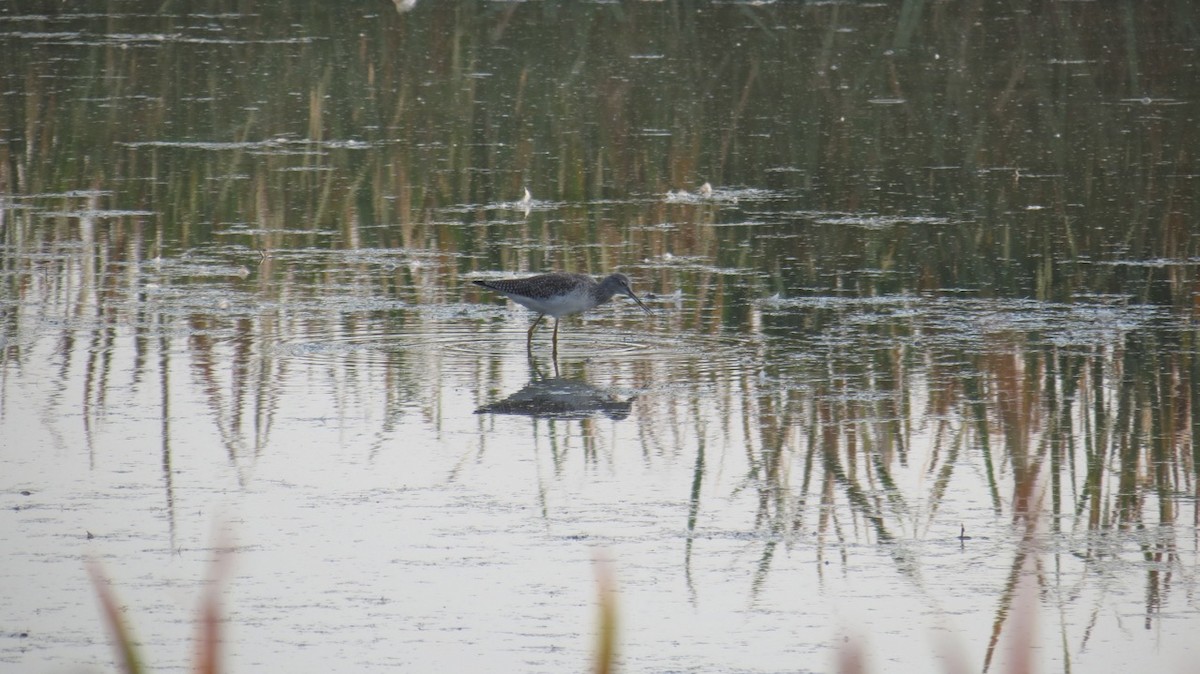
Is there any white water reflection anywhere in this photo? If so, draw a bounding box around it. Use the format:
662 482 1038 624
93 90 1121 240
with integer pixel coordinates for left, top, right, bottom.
5 233 1199 671
4 1 1200 672
1 188 1196 674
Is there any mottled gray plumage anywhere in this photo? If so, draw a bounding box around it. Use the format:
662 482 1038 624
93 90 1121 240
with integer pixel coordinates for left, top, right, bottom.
473 272 650 355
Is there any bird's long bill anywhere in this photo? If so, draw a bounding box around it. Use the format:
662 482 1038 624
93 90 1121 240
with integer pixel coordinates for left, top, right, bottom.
625 289 652 314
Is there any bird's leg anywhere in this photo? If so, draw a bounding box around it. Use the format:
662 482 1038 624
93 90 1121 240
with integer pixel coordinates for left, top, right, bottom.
526 313 545 352
526 349 544 380
551 317 561 360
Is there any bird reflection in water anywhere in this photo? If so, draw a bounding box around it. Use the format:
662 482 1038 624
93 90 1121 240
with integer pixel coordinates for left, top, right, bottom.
475 377 635 421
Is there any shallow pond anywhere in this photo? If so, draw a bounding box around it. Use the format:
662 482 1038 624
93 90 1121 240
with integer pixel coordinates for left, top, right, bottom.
3 2 1200 673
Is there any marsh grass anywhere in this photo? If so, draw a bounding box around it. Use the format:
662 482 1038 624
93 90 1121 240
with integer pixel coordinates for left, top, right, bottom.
592 552 619 674
88 545 229 674
87 561 145 674
88 546 1048 674
88 547 615 674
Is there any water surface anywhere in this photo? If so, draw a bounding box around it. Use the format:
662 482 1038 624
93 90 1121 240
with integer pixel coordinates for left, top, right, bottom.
3 2 1200 673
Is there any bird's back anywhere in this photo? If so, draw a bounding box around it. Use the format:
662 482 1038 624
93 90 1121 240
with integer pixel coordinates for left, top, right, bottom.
473 273 600 317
